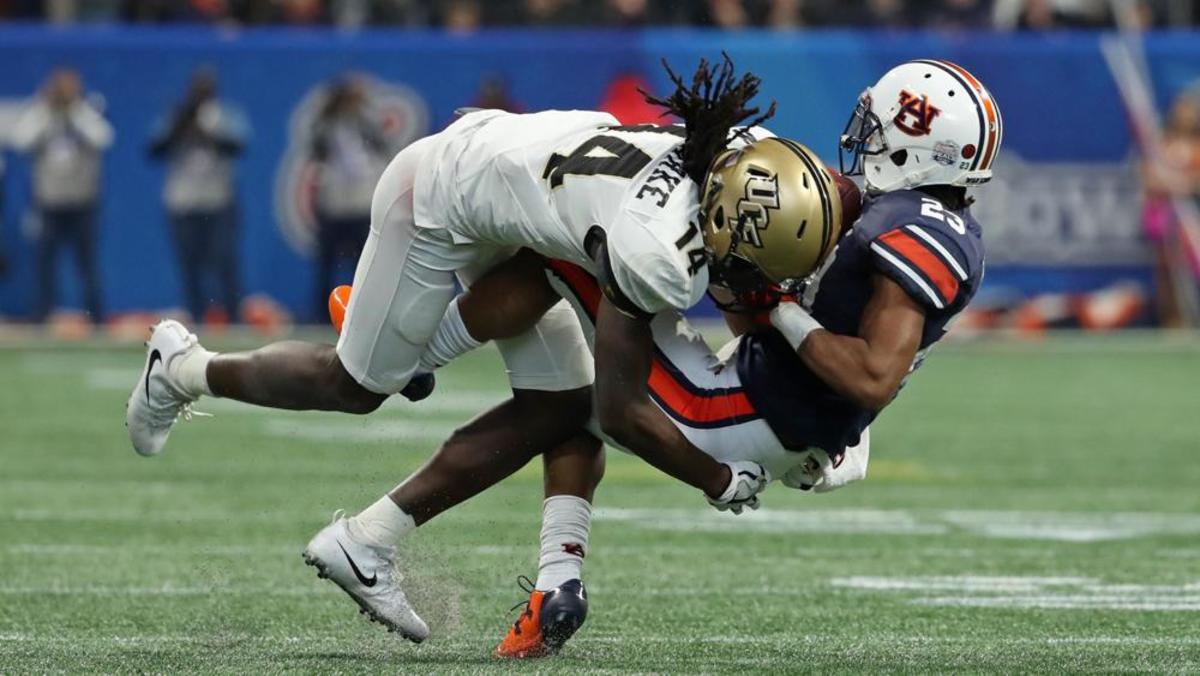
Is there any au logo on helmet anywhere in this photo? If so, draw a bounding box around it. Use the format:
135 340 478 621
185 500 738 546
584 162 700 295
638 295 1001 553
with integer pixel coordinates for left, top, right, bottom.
734 167 780 248
894 90 940 137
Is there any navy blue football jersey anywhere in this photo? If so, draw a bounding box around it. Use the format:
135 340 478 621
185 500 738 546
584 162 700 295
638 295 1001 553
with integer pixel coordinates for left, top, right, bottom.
736 189 985 453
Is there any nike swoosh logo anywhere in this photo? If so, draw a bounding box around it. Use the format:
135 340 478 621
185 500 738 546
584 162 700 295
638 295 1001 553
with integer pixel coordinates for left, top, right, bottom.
145 349 162 405
338 541 377 587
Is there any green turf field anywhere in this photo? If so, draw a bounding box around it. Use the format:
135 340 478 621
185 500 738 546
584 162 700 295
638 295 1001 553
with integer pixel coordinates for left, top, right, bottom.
2 332 1200 673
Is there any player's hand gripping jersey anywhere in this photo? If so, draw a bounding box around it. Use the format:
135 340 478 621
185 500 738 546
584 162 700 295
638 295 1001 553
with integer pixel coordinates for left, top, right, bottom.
737 189 985 454
414 109 769 315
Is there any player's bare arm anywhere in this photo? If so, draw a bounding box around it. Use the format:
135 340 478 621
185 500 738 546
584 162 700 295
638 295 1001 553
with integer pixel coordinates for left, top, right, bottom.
780 274 924 411
593 296 731 498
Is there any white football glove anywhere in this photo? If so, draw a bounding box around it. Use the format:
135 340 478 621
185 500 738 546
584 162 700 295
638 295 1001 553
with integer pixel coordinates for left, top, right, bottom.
707 461 771 514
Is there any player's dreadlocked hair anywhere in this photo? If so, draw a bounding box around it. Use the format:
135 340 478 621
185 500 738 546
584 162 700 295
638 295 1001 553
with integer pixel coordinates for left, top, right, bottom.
642 53 777 185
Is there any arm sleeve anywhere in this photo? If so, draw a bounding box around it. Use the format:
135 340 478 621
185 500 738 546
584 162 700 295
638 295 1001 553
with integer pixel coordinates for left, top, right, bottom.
603 235 686 316
866 225 970 311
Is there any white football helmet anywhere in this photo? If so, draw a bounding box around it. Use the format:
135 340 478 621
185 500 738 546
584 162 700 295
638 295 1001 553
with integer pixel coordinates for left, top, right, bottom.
839 59 1003 193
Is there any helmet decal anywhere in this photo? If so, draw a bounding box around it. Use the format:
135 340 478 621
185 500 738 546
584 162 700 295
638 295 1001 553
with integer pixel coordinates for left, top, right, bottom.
734 167 780 248
894 90 941 137
932 140 960 167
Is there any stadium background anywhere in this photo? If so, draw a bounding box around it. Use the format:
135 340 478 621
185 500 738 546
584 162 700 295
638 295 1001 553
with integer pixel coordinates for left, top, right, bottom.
1 3 1198 326
3 1 1200 673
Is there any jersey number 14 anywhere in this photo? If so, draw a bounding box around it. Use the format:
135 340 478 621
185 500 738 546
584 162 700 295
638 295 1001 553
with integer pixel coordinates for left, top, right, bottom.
543 127 706 275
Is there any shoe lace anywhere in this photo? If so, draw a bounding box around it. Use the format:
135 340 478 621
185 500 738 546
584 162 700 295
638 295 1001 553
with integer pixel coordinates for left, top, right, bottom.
180 404 212 422
505 575 538 636
152 401 211 428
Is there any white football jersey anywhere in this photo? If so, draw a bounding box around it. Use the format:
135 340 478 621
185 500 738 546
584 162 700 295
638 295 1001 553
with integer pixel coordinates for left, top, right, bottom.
413 109 771 315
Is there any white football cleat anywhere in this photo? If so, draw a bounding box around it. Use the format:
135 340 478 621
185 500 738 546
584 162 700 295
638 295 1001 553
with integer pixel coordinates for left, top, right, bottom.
302 512 430 643
125 319 204 457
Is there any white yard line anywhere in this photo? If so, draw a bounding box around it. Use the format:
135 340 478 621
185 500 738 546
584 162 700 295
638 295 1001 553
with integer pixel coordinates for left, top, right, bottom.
5 506 544 524
0 585 315 596
833 575 1200 612
262 418 459 443
914 596 1200 611
594 507 1200 542
8 508 315 524
593 507 947 535
831 576 1099 592
3 543 299 556
939 510 1200 542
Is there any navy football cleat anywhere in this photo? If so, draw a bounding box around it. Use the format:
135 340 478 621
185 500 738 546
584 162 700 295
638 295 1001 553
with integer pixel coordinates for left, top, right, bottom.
494 577 588 658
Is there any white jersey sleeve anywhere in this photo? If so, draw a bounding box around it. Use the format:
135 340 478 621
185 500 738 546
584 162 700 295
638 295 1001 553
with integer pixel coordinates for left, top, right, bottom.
606 173 709 315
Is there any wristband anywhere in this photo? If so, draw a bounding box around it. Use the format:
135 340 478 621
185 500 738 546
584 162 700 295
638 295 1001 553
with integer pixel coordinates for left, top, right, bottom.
769 302 823 351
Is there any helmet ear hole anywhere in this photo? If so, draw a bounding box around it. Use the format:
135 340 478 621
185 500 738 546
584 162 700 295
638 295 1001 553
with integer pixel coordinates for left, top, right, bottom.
713 206 726 230
890 149 908 167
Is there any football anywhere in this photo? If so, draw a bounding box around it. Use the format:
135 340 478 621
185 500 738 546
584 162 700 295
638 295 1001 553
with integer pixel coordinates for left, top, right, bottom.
830 169 863 229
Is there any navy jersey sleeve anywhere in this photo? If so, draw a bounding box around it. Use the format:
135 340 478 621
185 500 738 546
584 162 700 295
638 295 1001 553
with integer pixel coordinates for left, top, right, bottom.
857 193 976 312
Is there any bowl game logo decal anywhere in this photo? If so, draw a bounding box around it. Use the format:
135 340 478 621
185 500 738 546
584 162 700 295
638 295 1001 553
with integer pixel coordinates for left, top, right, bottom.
932 140 960 167
273 75 429 256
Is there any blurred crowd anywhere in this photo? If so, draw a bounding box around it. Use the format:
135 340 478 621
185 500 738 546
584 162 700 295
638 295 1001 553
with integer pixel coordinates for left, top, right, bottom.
0 67 400 327
0 0 1194 30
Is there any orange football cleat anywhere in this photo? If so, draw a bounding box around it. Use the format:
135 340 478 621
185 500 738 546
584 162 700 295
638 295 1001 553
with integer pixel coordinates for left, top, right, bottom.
494 576 588 659
495 586 550 658
328 285 352 335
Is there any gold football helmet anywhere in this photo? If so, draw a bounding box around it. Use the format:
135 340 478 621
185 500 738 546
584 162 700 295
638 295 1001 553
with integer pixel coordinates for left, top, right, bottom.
700 137 843 299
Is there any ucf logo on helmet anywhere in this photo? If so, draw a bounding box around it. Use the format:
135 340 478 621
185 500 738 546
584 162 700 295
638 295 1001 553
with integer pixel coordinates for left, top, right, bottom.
735 167 780 248
894 90 940 137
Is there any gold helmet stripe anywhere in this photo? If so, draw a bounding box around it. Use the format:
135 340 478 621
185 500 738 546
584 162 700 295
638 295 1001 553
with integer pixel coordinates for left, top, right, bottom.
772 137 835 261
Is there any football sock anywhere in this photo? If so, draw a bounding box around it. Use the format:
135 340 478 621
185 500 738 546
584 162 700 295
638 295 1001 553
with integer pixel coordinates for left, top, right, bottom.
172 347 215 398
347 495 417 549
535 495 592 591
418 297 482 372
